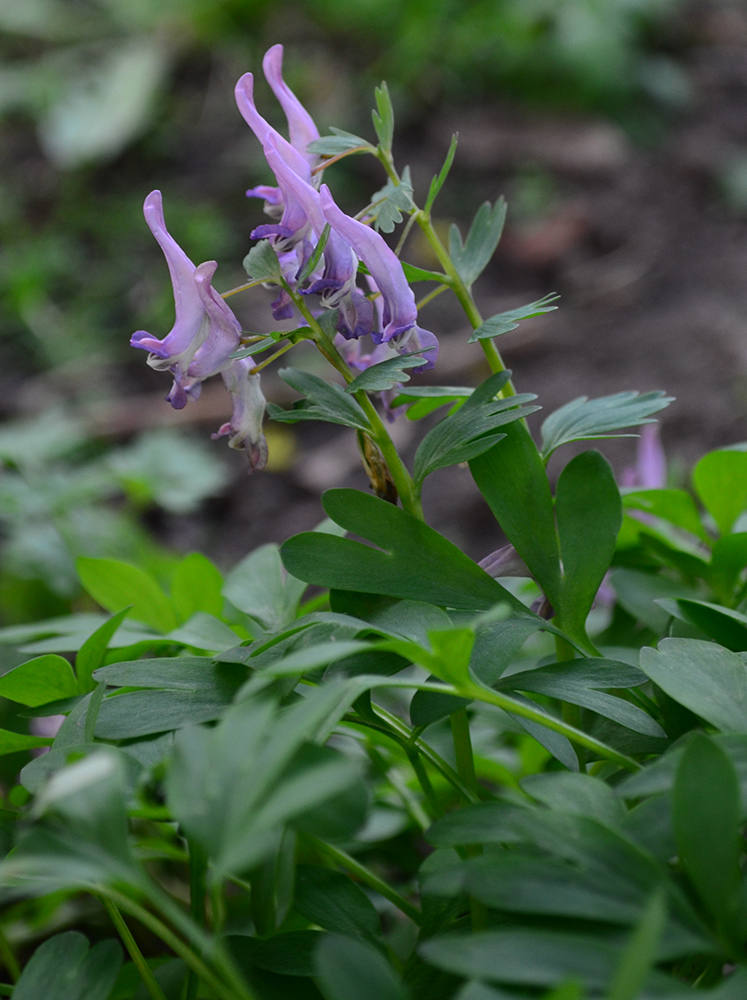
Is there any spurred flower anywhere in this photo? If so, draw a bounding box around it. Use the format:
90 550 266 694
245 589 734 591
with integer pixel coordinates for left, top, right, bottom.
212 359 268 473
130 191 242 409
262 45 320 169
320 185 438 369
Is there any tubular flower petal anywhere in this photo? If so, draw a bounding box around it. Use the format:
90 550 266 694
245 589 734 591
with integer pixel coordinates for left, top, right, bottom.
130 191 242 409
320 185 438 368
212 359 268 473
235 71 313 217
262 138 371 337
262 45 320 169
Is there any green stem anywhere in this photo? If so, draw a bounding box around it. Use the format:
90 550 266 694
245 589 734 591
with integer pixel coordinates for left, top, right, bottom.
405 745 444 819
413 211 514 394
102 888 254 1000
101 897 168 1000
291 287 423 518
306 836 422 925
449 708 478 797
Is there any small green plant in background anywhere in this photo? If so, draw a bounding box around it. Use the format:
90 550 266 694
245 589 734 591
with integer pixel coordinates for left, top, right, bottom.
0 38 745 1000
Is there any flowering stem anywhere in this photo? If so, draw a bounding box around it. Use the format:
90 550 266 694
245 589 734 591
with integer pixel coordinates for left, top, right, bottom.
289 287 424 519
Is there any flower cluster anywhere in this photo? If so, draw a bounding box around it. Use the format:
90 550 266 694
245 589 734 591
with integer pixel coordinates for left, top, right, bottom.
131 44 437 468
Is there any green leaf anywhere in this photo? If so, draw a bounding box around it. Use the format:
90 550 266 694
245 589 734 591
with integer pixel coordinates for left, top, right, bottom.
372 81 394 153
75 608 131 694
712 533 747 594
316 935 407 1000
76 557 178 633
413 372 539 485
0 729 52 755
658 598 747 651
622 489 707 542
168 693 362 877
298 224 331 285
425 133 458 215
419 928 616 991
0 654 77 706
93 659 245 739
166 613 240 652
307 128 374 156
673 734 742 939
171 552 224 622
470 422 563 611
606 892 667 1000
448 199 507 287
243 238 283 282
346 352 432 394
223 543 306 632
13 932 122 1000
468 294 559 343
268 368 371 431
280 488 529 612
540 391 673 462
368 168 414 234
555 451 621 643
497 658 665 738
399 262 448 283
640 638 747 732
693 449 747 536
294 865 383 945
390 385 472 421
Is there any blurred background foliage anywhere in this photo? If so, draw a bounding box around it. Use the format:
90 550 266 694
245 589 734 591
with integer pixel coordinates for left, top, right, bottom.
0 0 731 622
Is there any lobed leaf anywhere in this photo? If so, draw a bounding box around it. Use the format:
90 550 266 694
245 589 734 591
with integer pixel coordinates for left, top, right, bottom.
425 132 458 215
468 294 560 343
268 368 372 431
346 351 432 393
368 168 414 233
540 391 673 462
413 371 539 485
372 81 394 153
448 199 507 287
307 128 374 156
242 238 283 283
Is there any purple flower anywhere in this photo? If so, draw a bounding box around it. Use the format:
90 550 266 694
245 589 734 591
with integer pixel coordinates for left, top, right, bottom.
130 191 242 409
235 68 315 218
262 137 373 338
262 45 320 169
320 185 438 369
621 424 667 490
212 359 268 473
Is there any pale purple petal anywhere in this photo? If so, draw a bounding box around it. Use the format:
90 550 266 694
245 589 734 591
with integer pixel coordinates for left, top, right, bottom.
235 73 312 184
212 358 268 472
130 191 205 363
264 138 356 287
621 424 667 489
320 184 417 342
262 44 320 167
187 261 242 380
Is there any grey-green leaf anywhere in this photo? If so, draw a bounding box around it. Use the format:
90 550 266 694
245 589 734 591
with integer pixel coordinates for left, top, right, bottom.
448 199 507 287
243 239 283 283
316 935 407 1000
269 368 371 431
414 371 539 485
540 391 673 462
346 352 430 393
469 294 559 343
640 638 747 732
